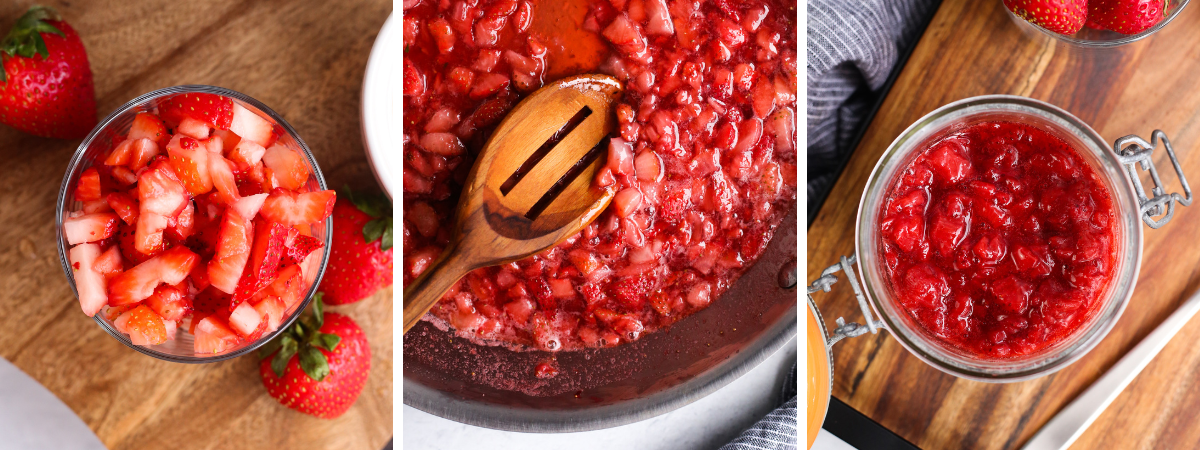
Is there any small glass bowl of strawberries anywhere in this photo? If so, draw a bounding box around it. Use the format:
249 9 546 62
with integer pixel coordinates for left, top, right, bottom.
56 85 337 363
1003 0 1189 47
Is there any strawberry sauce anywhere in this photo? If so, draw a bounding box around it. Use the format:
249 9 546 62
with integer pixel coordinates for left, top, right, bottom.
403 0 797 351
879 121 1117 358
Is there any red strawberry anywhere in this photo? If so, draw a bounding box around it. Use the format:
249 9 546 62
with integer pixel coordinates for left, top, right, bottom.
282 233 323 266
611 274 653 310
260 296 370 419
318 190 392 305
259 188 336 225
0 6 95 139
75 167 102 201
1003 0 1087 35
1088 0 1164 35
158 92 234 129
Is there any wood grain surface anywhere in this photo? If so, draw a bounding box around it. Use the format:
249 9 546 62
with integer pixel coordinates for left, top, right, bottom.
808 1 1200 449
0 1 393 449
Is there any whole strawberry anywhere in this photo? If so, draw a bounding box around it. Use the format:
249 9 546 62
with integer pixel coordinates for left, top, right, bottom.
318 189 393 305
1088 0 1164 35
259 295 370 419
0 5 95 138
1004 0 1088 35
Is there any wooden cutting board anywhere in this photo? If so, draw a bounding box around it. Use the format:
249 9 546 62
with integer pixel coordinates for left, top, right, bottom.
809 1 1200 449
0 1 392 449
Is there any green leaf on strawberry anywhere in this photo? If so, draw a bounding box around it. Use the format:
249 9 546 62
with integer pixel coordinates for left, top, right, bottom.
0 6 63 80
261 294 344 381
0 4 96 138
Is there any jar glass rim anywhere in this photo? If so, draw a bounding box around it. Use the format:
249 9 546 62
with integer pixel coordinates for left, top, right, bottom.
1005 0 1190 48
853 95 1144 381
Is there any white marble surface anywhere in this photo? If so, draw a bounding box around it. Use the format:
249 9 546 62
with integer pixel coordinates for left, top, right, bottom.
812 429 856 450
403 337 797 450
0 357 106 450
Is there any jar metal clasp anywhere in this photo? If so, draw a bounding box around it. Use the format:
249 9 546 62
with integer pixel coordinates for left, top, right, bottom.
807 255 885 349
1115 130 1193 229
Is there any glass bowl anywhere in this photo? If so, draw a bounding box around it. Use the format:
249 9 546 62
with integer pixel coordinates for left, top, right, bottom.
56 85 332 363
1005 0 1190 48
855 95 1143 381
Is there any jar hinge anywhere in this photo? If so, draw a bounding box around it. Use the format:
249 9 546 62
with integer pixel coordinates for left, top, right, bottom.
1115 130 1192 229
807 255 885 348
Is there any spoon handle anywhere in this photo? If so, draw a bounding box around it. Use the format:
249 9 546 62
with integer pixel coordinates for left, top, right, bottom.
1021 288 1200 450
402 245 471 333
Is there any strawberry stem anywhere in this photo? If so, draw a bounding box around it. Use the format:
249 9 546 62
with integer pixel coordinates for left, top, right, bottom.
261 294 341 381
0 5 64 83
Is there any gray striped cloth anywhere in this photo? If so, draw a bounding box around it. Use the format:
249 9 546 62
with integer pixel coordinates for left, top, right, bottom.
807 0 941 216
721 364 798 450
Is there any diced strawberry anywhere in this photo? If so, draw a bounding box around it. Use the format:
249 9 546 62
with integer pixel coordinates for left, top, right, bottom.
105 139 136 167
75 167 102 201
128 138 161 171
110 167 138 186
166 134 213 195
611 275 653 310
159 93 234 130
212 128 240 151
128 113 170 148
227 140 266 171
603 14 649 60
165 202 195 242
201 135 223 154
64 212 120 245
568 249 602 275
261 144 310 191
163 319 178 341
232 220 290 305
176 117 211 139
192 285 231 316
133 211 169 256
268 264 306 308
209 154 240 205
252 295 286 332
469 73 511 100
230 193 268 220
207 211 254 294
117 305 167 346
69 243 108 317
93 245 124 278
82 198 112 214
144 285 190 321
108 246 199 306
259 189 336 225
281 233 323 266
228 103 273 146
227 300 264 338
117 221 163 264
193 316 241 354
138 159 188 217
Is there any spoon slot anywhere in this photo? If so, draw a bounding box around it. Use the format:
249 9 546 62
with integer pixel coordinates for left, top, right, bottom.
524 137 609 220
499 106 593 195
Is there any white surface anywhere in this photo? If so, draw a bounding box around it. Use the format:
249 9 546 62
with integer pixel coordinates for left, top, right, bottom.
404 337 797 450
0 357 106 450
361 13 402 198
812 429 857 450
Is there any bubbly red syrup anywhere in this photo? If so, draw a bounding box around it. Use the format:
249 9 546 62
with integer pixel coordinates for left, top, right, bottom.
403 0 798 351
879 121 1117 358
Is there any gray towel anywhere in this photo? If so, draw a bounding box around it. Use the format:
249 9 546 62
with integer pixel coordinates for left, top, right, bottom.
807 0 941 217
721 364 798 450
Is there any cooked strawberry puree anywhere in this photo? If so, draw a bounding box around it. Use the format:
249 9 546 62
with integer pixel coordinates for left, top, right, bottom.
403 0 797 351
879 121 1117 358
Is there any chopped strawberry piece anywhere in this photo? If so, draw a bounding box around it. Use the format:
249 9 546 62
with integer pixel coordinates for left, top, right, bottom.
110 166 138 186
193 286 231 316
166 134 213 195
611 275 653 310
207 211 254 294
93 245 124 278
233 220 290 305
118 221 163 264
104 139 136 167
165 202 195 241
64 212 120 245
261 144 310 191
189 257 211 291
118 305 168 346
469 73 511 100
75 167 102 201
108 246 199 306
228 103 273 146
82 198 112 214
69 243 108 317
128 138 161 171
144 285 190 321
268 264 306 308
138 159 189 217
133 211 169 256
128 113 171 148
281 233 323 266
212 128 240 151
252 295 287 333
230 193 268 220
176 117 211 139
228 301 264 338
227 140 266 171
259 189 336 225
193 316 241 354
163 319 178 341
209 153 240 205
159 93 234 130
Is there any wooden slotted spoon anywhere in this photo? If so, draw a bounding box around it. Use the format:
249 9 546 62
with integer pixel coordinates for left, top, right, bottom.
402 74 623 333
